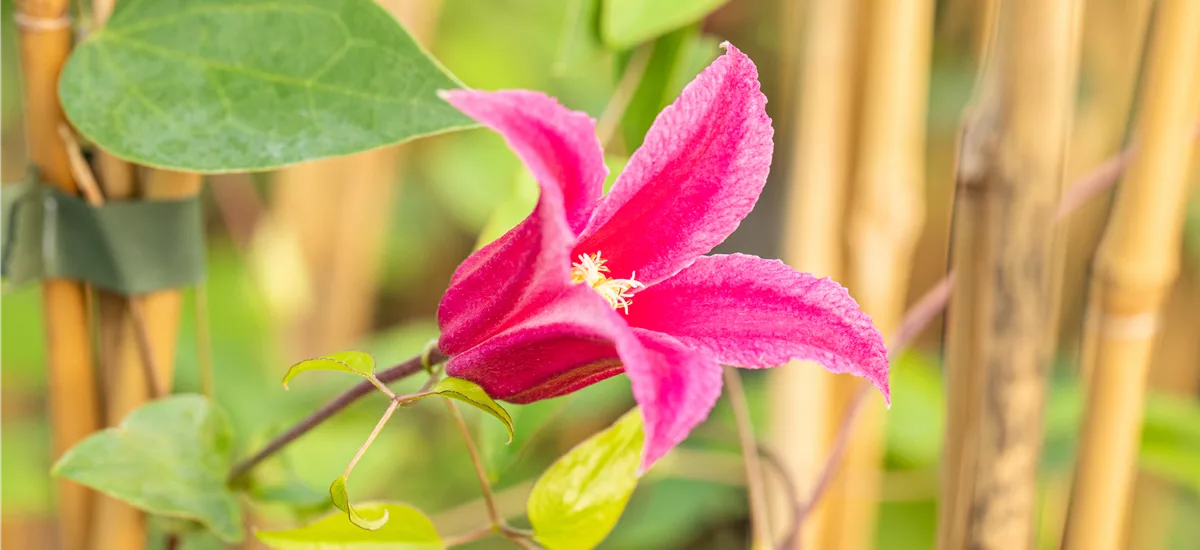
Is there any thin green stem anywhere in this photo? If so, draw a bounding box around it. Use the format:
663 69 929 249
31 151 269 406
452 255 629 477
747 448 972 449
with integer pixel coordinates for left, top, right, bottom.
365 374 398 400
444 525 495 547
343 399 401 479
724 367 772 549
445 399 501 526
194 284 215 399
595 44 652 148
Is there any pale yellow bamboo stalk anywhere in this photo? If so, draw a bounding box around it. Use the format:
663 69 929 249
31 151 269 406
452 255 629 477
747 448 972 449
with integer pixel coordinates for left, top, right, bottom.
269 0 442 359
1063 1 1200 547
937 0 1083 548
15 3 103 550
769 0 862 546
827 1 934 550
1038 3 1152 548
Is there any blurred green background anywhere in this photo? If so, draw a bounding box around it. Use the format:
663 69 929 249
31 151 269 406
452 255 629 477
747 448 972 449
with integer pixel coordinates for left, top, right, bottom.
3 0 1200 548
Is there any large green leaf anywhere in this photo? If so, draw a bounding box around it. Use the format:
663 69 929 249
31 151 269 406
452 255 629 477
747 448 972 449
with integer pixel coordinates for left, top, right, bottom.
330 476 389 530
282 351 377 389
59 0 474 172
256 502 442 549
600 0 729 50
528 408 644 550
52 395 243 542
430 377 514 444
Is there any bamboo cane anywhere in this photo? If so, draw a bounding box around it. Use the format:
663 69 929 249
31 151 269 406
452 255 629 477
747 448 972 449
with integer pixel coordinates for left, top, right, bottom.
769 0 862 546
268 0 442 360
829 1 934 550
15 3 103 550
1063 0 1200 546
937 0 1083 548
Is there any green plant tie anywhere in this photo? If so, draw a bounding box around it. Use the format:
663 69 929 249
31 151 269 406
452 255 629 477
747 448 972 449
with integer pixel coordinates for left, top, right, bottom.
1 171 205 294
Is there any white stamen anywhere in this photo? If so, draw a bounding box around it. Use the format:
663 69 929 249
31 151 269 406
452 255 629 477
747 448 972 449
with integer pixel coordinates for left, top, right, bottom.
570 252 644 313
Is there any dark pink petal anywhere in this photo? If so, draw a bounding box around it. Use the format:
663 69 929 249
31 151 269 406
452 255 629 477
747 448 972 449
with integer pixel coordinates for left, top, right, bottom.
573 43 773 285
625 254 890 402
626 329 723 471
437 90 607 354
445 285 629 403
440 90 606 235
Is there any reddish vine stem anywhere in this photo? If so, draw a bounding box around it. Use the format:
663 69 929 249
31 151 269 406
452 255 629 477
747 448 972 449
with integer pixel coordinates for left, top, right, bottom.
226 351 444 483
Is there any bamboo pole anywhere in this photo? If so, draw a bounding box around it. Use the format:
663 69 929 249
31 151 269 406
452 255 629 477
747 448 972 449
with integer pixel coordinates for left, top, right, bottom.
1063 0 1200 546
268 0 441 360
769 0 861 546
827 1 934 550
937 0 1083 547
15 3 103 550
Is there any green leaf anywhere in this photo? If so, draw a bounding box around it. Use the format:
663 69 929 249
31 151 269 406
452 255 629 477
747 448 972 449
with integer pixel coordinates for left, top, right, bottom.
256 501 443 549
528 408 644 550
1140 393 1200 495
619 27 719 151
554 0 604 75
430 377 515 444
330 476 389 530
282 351 376 389
59 0 474 172
600 0 730 50
51 395 243 543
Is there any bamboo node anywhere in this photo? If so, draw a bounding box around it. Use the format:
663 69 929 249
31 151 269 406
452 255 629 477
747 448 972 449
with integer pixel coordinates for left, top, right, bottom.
1085 311 1160 340
13 11 72 32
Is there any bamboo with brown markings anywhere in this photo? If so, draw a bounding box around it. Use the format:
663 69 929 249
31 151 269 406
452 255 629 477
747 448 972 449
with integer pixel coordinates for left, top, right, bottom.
1063 1 1200 547
937 0 1083 548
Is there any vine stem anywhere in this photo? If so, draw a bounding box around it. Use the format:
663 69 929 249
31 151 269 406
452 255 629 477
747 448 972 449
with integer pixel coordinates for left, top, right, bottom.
343 398 401 479
445 399 501 526
595 44 652 148
723 367 771 548
444 525 494 547
227 351 444 483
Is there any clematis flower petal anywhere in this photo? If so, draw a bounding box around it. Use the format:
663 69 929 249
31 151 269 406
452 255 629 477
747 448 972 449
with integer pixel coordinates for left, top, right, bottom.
624 254 890 402
446 285 629 403
625 329 723 471
573 43 774 286
437 91 606 354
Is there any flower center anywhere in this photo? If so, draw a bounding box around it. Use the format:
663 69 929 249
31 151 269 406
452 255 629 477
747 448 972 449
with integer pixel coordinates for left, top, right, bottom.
570 252 644 313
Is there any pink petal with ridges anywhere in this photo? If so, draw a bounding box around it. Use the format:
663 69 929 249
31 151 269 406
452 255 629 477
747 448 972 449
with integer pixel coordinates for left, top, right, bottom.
573 43 774 285
625 254 890 403
437 90 606 354
625 329 723 471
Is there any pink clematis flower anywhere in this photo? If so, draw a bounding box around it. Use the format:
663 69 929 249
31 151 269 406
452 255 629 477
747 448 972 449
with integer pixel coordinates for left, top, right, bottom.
436 43 889 470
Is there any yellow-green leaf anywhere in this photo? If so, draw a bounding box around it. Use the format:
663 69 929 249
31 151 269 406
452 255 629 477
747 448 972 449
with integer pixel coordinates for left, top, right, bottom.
256 501 442 549
330 476 389 530
51 395 243 543
283 351 375 389
528 408 644 550
59 0 474 172
431 377 514 444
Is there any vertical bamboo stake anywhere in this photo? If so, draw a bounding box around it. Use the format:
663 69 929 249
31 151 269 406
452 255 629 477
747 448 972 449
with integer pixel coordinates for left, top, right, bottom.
269 0 442 360
937 0 1082 548
769 0 861 546
828 1 934 550
15 3 102 550
1063 0 1200 547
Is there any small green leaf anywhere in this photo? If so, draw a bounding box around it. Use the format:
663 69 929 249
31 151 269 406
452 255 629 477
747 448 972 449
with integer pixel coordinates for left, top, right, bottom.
601 0 730 50
431 377 514 444
283 351 375 389
330 476 389 530
59 0 474 172
256 501 443 549
51 395 243 542
528 408 644 550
